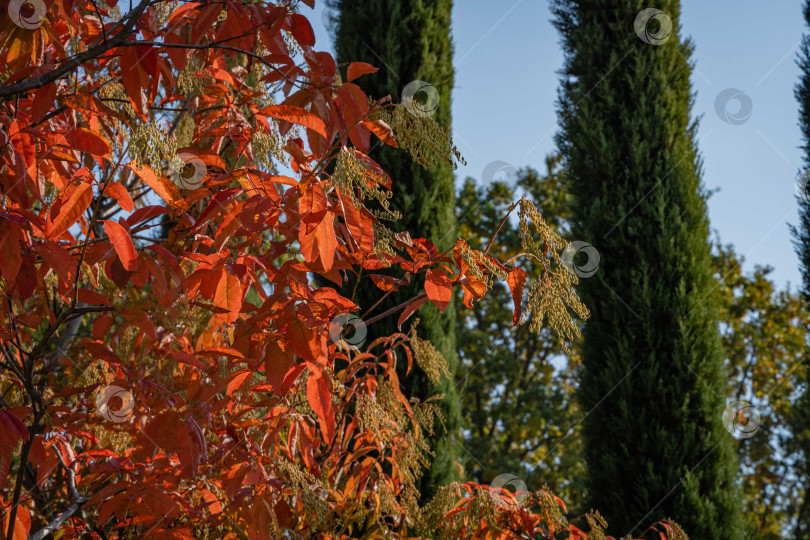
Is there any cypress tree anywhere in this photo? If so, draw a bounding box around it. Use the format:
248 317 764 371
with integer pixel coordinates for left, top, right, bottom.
791 2 810 536
552 1 742 537
328 0 461 496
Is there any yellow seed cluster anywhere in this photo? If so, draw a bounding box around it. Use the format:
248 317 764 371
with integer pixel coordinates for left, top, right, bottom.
174 112 195 148
251 130 285 172
154 0 179 26
332 149 400 221
409 322 451 385
130 122 177 174
98 80 136 120
414 483 460 537
372 223 396 258
371 103 466 171
518 198 589 353
177 58 208 97
273 456 329 530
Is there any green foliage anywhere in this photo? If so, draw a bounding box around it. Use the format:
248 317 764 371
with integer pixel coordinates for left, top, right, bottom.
714 245 808 538
329 0 460 497
552 0 743 537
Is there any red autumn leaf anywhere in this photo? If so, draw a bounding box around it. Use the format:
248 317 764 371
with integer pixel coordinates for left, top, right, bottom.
289 13 315 47
398 295 428 330
126 161 185 208
370 274 409 292
119 46 150 119
362 119 398 148
46 183 93 239
143 411 206 478
306 374 335 444
66 127 111 156
279 309 324 365
105 182 134 212
0 409 29 491
299 212 336 271
0 221 23 282
265 340 295 394
507 266 528 326
214 268 242 323
103 220 138 271
258 105 327 140
346 61 378 82
424 268 452 313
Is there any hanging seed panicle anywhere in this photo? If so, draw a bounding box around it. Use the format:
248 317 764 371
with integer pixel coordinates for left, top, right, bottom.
176 57 208 97
409 321 451 384
371 104 465 170
518 199 589 353
583 511 608 540
372 223 396 258
273 456 330 530
98 80 137 120
130 123 177 174
251 130 286 172
455 239 507 286
416 483 462 538
331 149 400 221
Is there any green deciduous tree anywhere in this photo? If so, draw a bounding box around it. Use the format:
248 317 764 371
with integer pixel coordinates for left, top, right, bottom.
713 245 808 539
328 0 461 496
552 1 743 537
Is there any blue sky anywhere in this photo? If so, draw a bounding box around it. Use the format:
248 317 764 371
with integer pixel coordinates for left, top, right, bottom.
307 1 806 290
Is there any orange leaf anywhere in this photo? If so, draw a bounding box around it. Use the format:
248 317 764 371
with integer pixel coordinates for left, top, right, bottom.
362 119 397 148
126 161 185 208
306 374 335 444
398 295 427 330
370 274 408 292
214 269 242 323
299 211 336 272
103 220 138 271
120 46 150 119
258 105 327 140
347 61 378 82
507 266 528 326
105 182 134 212
47 183 93 239
66 127 111 156
289 13 315 47
425 269 452 313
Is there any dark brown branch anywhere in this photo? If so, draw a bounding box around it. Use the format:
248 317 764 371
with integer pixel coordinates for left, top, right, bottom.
29 451 87 540
363 292 427 328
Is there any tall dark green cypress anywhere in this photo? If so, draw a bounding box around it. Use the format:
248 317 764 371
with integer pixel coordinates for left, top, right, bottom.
328 0 460 496
552 2 742 537
792 2 810 537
